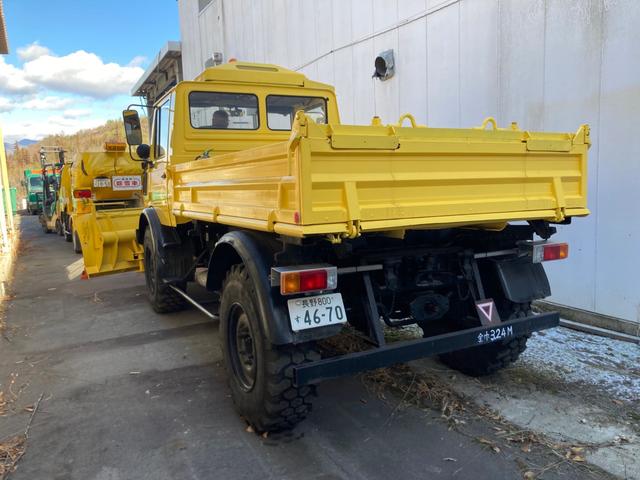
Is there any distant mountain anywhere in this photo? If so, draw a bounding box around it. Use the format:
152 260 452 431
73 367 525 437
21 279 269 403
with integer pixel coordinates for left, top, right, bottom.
4 139 38 154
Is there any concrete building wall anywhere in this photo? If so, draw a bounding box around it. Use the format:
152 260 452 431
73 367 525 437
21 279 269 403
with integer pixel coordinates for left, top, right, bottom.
178 0 640 325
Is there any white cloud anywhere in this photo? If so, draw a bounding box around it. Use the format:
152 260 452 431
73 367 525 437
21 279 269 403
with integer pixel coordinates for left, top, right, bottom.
0 97 13 113
3 115 105 140
0 58 37 94
17 42 51 61
62 108 92 118
23 50 144 98
128 56 147 68
22 95 74 110
0 94 74 112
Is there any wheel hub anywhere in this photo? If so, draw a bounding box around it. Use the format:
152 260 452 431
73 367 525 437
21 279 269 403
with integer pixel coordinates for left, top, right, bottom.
229 306 257 391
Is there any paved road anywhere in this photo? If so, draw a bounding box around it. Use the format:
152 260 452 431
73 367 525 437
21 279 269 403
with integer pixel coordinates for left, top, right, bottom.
0 217 596 479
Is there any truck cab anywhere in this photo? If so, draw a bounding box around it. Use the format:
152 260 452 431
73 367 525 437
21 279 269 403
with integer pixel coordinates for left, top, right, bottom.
23 169 44 215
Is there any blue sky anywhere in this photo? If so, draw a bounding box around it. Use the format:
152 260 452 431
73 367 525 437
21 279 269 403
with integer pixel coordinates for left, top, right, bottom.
0 1 180 142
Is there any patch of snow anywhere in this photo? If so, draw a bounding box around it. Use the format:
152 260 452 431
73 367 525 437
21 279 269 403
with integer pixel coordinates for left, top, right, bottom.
520 326 640 401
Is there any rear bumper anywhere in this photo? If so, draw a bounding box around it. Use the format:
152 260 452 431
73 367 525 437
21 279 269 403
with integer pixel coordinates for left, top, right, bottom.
293 312 559 386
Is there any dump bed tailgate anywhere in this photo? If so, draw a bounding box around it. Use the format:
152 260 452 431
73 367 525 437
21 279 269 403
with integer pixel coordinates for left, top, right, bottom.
171 116 589 239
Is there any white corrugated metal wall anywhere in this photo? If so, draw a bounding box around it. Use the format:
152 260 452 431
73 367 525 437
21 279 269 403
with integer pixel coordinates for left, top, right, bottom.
178 0 640 325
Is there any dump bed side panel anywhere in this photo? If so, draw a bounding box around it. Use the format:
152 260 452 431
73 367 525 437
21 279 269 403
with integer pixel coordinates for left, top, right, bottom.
299 124 588 233
171 142 299 229
170 118 589 238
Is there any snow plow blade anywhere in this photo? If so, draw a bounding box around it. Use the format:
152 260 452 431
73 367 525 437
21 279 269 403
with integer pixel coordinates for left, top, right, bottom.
75 206 143 277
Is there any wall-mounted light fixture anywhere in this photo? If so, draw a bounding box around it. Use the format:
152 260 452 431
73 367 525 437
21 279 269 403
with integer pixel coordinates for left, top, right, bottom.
373 50 395 81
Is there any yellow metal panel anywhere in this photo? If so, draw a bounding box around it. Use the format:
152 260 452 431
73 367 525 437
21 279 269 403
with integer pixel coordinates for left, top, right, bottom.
169 113 588 239
75 207 144 277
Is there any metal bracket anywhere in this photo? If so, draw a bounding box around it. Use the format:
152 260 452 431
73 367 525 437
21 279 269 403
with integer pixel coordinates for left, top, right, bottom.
362 272 385 347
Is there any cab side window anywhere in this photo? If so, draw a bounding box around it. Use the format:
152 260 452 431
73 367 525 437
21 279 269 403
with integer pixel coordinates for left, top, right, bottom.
155 99 171 159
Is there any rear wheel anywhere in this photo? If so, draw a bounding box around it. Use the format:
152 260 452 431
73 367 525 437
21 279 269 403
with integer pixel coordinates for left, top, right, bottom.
73 229 82 253
142 226 187 313
64 217 72 242
437 301 531 377
220 264 319 432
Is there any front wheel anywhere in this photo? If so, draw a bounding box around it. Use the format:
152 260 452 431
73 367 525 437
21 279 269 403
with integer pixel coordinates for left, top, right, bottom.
220 265 319 432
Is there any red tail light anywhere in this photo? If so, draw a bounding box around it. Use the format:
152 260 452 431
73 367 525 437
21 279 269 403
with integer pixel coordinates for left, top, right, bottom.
73 189 91 199
524 242 569 263
271 265 338 295
542 243 569 261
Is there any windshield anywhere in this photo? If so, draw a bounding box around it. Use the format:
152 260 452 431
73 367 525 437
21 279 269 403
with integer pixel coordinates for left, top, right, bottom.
189 92 259 130
267 95 327 130
29 176 43 190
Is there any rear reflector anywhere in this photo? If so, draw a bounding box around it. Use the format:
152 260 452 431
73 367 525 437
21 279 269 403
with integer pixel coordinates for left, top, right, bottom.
73 189 91 199
272 265 338 295
530 242 569 262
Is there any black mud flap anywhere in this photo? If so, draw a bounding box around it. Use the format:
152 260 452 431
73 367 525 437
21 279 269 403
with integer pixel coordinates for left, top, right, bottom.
292 312 559 386
494 257 551 303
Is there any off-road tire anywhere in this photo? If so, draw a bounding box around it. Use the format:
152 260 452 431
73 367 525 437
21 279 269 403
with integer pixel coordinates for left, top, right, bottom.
438 302 531 377
220 264 319 432
73 230 82 253
143 226 187 313
64 217 72 242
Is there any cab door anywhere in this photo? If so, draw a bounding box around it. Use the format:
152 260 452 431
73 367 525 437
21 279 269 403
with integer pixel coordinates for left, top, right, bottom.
147 94 175 226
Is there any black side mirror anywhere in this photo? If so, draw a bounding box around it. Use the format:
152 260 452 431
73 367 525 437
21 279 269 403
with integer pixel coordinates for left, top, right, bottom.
123 110 143 145
136 144 151 160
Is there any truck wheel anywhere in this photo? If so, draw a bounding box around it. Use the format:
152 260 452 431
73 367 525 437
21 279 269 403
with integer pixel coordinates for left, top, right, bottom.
220 264 319 432
438 302 531 377
73 230 82 253
64 218 72 242
143 226 186 313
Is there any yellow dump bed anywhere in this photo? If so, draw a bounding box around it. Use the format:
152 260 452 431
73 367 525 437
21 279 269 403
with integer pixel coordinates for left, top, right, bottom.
171 114 589 239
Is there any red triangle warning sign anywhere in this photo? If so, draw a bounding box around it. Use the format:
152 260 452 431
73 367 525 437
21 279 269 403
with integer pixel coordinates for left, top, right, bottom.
475 299 500 325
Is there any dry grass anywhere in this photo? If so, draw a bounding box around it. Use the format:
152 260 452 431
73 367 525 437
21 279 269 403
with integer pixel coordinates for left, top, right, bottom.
0 435 26 479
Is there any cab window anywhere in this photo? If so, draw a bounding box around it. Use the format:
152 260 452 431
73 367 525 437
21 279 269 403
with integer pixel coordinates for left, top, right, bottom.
189 92 259 130
29 177 43 190
266 95 327 130
154 98 171 159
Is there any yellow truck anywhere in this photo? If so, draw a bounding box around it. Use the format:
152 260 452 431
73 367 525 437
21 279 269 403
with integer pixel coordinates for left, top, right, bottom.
90 61 587 431
71 143 144 272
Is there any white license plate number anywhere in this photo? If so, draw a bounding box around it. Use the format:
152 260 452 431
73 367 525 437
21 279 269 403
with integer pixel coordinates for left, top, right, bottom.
93 178 111 188
112 175 142 191
287 293 347 332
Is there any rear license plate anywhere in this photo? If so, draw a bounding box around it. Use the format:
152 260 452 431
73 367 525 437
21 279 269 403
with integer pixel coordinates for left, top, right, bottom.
287 293 347 332
93 178 111 188
112 175 142 191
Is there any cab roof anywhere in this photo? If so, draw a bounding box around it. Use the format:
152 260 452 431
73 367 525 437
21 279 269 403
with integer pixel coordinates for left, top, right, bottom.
193 62 334 92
